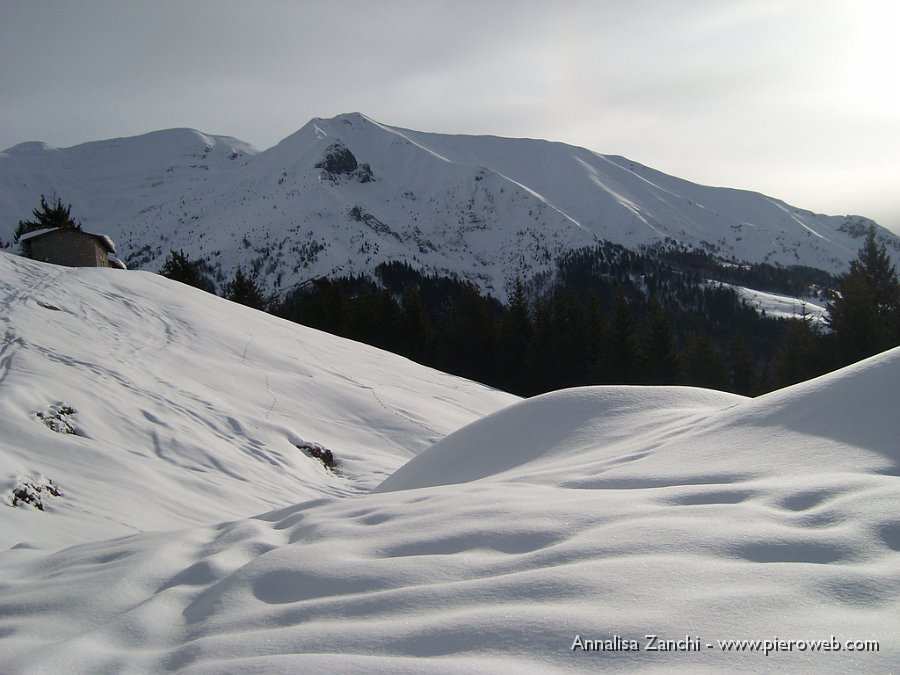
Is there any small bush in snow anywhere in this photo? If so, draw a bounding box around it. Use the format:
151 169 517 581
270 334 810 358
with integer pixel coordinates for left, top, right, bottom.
294 441 337 469
36 403 78 435
9 478 62 511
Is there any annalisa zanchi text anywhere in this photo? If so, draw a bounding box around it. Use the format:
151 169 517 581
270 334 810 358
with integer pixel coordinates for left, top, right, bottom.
571 635 880 656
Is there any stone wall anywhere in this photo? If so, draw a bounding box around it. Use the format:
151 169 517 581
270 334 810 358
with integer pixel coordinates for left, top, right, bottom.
27 229 110 267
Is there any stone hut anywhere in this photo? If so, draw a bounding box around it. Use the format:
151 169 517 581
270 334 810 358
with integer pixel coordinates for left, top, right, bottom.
20 227 126 269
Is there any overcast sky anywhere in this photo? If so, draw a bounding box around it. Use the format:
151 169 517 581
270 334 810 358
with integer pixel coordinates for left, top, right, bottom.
2 0 898 233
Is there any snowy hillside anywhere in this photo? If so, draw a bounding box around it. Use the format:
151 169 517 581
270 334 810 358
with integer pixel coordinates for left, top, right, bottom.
2 113 898 300
2 253 898 672
0 252 516 549
733 285 827 324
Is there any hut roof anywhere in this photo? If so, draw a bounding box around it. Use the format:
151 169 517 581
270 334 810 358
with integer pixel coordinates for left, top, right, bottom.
19 227 117 254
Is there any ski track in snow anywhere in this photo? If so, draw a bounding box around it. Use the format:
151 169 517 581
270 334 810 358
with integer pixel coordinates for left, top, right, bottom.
295 335 441 438
0 253 898 673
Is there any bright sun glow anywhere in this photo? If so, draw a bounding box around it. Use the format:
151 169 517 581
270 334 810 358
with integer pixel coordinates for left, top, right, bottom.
842 0 900 112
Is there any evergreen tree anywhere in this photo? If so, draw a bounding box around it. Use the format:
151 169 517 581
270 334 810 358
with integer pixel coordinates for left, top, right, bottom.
605 291 637 384
497 279 532 394
728 338 758 395
14 195 81 245
586 292 609 383
159 249 216 293
637 297 678 384
345 288 400 351
224 266 267 311
773 314 826 388
826 228 900 364
679 334 729 391
398 286 432 363
549 289 592 388
525 297 555 394
311 278 350 334
438 283 498 384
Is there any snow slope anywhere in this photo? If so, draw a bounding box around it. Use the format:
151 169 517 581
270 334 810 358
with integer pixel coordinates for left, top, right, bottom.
0 252 516 550
733 285 828 324
2 113 898 300
1 254 898 673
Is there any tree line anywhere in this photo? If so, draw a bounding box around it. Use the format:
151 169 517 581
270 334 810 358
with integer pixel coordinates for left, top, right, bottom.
21 195 897 397
271 260 780 397
160 230 898 397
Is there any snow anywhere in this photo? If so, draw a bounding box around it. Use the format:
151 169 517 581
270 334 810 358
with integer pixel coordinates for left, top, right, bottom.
16 227 60 243
1 252 898 672
731 284 828 323
2 112 898 301
0 252 516 548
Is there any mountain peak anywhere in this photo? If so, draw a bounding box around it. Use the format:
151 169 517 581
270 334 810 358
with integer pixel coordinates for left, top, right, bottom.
2 140 56 155
301 112 381 137
2 115 898 299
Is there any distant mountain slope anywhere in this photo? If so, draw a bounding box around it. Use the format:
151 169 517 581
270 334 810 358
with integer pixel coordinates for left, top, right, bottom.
2 113 898 299
1 248 897 671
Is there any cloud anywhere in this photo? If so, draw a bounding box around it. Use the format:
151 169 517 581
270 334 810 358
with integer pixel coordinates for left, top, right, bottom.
1 0 897 232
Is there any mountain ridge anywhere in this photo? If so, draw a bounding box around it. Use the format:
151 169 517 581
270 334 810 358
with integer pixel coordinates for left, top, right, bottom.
2 112 897 299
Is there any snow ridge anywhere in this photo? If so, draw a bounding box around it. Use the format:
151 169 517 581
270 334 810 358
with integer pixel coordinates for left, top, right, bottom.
2 113 898 300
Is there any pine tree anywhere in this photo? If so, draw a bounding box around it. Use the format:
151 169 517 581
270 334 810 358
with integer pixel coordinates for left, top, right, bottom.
524 297 555 394
728 338 758 395
345 288 400 351
586 292 609 383
826 228 900 365
438 283 498 384
497 279 533 394
311 278 350 334
606 291 636 384
398 286 432 363
224 266 267 311
14 195 81 244
549 289 592 388
637 297 678 384
773 314 826 388
679 334 729 391
159 250 216 293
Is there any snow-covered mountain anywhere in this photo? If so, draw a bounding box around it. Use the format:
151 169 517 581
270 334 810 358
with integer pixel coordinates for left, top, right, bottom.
2 252 898 672
2 113 898 299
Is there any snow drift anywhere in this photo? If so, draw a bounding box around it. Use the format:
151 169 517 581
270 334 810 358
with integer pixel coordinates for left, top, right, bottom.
1 253 898 673
377 351 898 493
